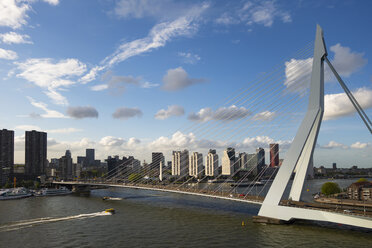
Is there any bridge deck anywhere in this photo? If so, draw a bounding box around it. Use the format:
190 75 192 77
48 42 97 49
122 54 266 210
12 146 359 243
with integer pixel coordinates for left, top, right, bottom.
54 181 372 227
54 181 263 205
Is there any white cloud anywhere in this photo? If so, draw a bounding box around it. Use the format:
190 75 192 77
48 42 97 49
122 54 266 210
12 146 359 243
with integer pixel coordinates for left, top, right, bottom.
103 3 209 68
14 125 81 134
14 125 41 131
216 1 291 28
0 47 18 60
162 67 206 91
330 43 367 77
99 136 125 146
79 3 208 85
66 106 99 119
149 131 290 152
47 128 82 134
42 0 59 6
351 142 370 149
114 0 170 19
91 84 108 91
239 135 291 150
127 137 141 147
284 44 368 94
90 71 159 92
150 131 196 149
178 52 201 64
140 82 159 88
15 58 87 105
283 57 313 94
215 12 239 25
112 107 143 120
0 0 30 29
0 31 32 44
322 141 348 149
188 105 251 122
80 66 105 84
14 134 25 151
27 96 67 118
252 111 276 121
324 87 372 120
155 105 185 120
0 0 58 29
113 0 196 20
13 130 293 163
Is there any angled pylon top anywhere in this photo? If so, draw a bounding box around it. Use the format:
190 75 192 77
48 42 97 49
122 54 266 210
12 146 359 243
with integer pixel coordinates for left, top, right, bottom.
308 24 327 111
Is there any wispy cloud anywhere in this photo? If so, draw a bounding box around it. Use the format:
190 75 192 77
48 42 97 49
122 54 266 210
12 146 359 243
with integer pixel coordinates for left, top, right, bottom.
114 0 197 20
105 3 208 67
80 2 209 84
216 1 291 28
26 96 67 118
178 52 201 64
14 125 81 134
91 84 108 91
140 81 159 88
15 58 87 105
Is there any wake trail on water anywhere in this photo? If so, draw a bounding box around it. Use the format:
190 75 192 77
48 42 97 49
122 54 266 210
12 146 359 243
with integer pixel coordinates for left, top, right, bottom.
0 211 111 232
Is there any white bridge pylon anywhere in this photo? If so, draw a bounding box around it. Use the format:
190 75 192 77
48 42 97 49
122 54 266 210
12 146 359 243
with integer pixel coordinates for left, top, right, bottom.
258 25 372 229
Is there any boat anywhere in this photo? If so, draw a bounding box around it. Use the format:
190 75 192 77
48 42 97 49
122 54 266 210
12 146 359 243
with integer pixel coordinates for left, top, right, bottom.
0 187 32 200
102 196 122 201
35 186 72 196
230 181 264 187
105 208 115 214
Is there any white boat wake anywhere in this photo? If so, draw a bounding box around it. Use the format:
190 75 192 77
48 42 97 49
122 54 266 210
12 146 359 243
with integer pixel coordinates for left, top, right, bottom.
0 211 111 232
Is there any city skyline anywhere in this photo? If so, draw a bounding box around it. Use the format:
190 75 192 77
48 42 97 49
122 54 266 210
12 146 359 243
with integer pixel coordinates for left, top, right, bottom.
0 1 371 167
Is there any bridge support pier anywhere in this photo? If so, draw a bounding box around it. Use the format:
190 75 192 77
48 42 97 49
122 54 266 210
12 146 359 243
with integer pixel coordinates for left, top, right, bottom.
72 185 91 195
253 216 294 225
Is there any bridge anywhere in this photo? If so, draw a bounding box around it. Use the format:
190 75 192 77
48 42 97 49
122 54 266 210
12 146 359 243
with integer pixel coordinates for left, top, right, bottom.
54 25 372 230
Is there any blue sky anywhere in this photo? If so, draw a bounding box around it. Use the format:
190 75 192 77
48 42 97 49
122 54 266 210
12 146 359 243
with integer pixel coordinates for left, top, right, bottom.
0 0 371 167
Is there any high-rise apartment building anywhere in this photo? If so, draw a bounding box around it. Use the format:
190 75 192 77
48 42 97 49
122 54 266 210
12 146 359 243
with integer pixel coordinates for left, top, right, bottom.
269 143 279 167
189 152 203 178
222 147 236 175
151 152 164 176
86 149 95 166
172 150 189 177
0 129 14 185
239 152 248 169
246 153 258 175
25 130 47 178
205 149 218 177
106 156 120 178
60 150 73 180
256 147 265 172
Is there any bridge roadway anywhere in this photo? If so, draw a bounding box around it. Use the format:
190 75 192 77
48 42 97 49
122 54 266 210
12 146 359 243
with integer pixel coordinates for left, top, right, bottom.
54 181 372 224
53 181 264 205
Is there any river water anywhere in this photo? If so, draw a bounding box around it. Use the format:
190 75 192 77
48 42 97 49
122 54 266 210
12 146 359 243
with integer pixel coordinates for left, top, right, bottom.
0 179 371 248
